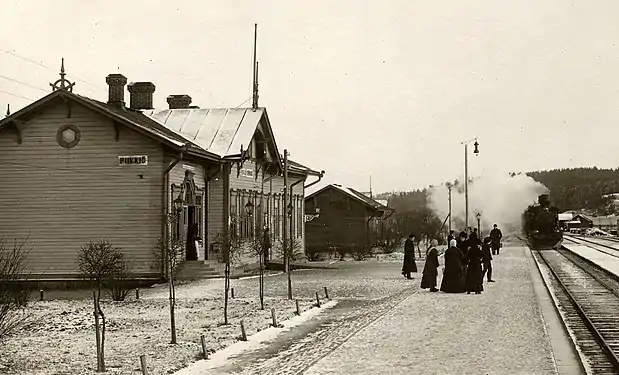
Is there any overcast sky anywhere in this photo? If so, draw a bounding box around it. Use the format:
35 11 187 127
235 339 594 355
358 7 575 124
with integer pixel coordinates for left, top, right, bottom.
2 1 619 194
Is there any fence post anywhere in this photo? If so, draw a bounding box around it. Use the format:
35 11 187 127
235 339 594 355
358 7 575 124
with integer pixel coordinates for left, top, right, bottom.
315 292 321 308
323 286 329 299
139 355 148 375
271 308 278 327
200 335 208 359
39 289 44 302
295 299 301 316
135 288 140 300
240 320 247 341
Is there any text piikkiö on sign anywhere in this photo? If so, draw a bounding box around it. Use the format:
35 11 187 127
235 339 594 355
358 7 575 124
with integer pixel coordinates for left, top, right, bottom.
118 155 148 166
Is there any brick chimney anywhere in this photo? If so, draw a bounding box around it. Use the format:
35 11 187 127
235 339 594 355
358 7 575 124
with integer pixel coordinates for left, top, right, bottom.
167 94 192 109
105 74 127 108
127 82 156 110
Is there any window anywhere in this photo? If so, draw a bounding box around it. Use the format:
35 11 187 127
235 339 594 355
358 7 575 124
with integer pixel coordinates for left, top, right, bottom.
196 194 203 237
274 195 281 240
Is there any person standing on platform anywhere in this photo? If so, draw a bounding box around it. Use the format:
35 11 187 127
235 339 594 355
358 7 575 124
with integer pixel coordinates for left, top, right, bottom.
490 224 503 255
401 234 418 279
481 237 495 283
458 231 469 287
440 239 465 293
421 239 440 292
465 232 484 294
447 230 455 248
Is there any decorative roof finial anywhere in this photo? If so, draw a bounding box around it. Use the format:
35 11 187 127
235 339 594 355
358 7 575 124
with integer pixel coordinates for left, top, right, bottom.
6 104 10 117
50 57 75 92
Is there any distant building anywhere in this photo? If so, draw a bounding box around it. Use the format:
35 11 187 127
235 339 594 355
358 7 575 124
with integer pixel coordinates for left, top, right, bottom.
304 184 394 252
591 215 618 234
566 214 593 231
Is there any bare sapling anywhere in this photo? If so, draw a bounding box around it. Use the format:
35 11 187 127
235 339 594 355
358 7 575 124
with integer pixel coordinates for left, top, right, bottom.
0 236 32 347
249 228 269 310
77 240 125 372
154 234 185 345
216 227 241 325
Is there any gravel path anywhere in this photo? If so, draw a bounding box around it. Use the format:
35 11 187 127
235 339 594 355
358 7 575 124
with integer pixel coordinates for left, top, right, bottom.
304 246 558 375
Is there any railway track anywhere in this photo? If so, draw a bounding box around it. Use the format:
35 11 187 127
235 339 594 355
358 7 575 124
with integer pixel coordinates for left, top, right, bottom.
534 247 619 374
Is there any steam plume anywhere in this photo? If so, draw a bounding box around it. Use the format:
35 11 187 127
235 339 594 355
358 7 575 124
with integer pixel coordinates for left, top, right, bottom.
427 173 549 236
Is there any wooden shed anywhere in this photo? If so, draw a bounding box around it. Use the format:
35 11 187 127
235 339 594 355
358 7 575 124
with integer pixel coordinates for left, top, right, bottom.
304 184 393 253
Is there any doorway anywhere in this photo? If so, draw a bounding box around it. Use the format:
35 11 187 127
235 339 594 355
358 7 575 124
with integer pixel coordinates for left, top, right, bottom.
185 206 198 260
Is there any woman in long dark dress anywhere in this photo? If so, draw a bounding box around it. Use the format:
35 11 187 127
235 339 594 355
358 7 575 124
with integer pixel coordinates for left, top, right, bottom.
464 232 484 294
440 239 465 293
458 231 469 287
421 239 439 292
401 234 418 279
186 223 199 260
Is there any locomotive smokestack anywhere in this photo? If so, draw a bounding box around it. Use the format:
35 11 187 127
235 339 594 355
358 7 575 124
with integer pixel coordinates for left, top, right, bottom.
538 194 550 207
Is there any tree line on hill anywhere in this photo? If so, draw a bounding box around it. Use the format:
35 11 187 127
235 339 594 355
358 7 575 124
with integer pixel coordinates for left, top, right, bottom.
525 167 619 214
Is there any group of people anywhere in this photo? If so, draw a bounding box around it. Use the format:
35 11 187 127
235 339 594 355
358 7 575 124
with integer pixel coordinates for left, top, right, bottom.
401 224 503 294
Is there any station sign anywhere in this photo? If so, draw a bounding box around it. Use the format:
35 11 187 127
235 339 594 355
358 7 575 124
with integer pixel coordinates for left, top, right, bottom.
118 155 148 166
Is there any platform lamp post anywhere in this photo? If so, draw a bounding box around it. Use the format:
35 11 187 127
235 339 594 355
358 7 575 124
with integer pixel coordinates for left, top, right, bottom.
445 182 453 234
461 138 480 230
476 212 481 237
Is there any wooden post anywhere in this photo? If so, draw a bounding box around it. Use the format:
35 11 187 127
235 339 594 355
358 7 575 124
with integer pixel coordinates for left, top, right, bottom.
139 355 148 375
271 308 278 327
201 335 208 359
231 287 235 299
324 286 329 299
295 299 301 316
39 289 44 301
240 320 247 341
315 291 321 308
135 288 140 300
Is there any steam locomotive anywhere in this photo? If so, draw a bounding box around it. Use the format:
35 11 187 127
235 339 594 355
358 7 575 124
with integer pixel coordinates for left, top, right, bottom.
522 194 563 250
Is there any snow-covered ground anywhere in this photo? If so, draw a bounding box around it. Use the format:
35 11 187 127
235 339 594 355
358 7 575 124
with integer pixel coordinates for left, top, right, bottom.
0 276 317 375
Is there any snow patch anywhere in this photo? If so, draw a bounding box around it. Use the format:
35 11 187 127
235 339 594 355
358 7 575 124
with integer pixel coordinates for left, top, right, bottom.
173 300 338 374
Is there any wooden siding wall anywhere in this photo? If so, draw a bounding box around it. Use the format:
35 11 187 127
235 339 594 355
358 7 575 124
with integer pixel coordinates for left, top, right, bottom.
0 103 164 277
205 158 307 261
305 189 374 249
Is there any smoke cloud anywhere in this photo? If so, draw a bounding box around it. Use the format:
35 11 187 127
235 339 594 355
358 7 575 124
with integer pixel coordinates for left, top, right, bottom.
427 173 549 236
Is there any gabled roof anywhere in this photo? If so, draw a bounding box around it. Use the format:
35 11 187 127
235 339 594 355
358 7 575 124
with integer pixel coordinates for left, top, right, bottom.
305 184 393 212
143 107 283 169
287 159 323 176
0 90 219 161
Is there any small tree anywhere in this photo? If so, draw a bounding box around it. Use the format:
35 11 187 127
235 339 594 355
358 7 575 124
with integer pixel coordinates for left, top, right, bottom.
0 236 31 346
106 261 134 302
214 227 241 325
153 233 185 344
248 228 269 310
77 240 125 372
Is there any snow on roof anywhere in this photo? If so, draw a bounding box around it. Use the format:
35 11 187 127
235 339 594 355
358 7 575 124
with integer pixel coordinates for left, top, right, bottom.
558 213 573 221
144 108 266 158
307 184 392 211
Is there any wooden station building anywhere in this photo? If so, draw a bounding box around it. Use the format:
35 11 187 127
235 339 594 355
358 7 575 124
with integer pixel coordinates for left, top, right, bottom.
0 64 322 279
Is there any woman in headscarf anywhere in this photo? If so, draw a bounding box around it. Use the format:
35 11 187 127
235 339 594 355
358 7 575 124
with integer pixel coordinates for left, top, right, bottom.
401 233 418 279
421 239 440 292
440 239 465 293
464 231 484 294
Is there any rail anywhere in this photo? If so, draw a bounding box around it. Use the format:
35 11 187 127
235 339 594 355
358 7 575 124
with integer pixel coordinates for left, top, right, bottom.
535 249 619 370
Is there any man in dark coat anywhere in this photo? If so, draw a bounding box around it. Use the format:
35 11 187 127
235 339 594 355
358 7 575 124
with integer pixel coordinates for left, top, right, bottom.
421 239 440 292
465 232 484 294
440 239 465 293
481 237 495 282
490 224 503 255
401 233 418 279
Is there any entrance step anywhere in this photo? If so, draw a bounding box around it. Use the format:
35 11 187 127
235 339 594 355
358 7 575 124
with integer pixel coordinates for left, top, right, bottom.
176 260 223 280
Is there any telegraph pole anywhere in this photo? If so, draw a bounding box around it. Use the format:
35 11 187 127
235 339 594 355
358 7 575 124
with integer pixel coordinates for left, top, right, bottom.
447 183 452 233
283 150 292 299
464 143 469 229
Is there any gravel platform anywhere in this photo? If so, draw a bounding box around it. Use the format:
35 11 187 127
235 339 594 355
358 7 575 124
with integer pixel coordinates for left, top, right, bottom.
304 246 558 375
